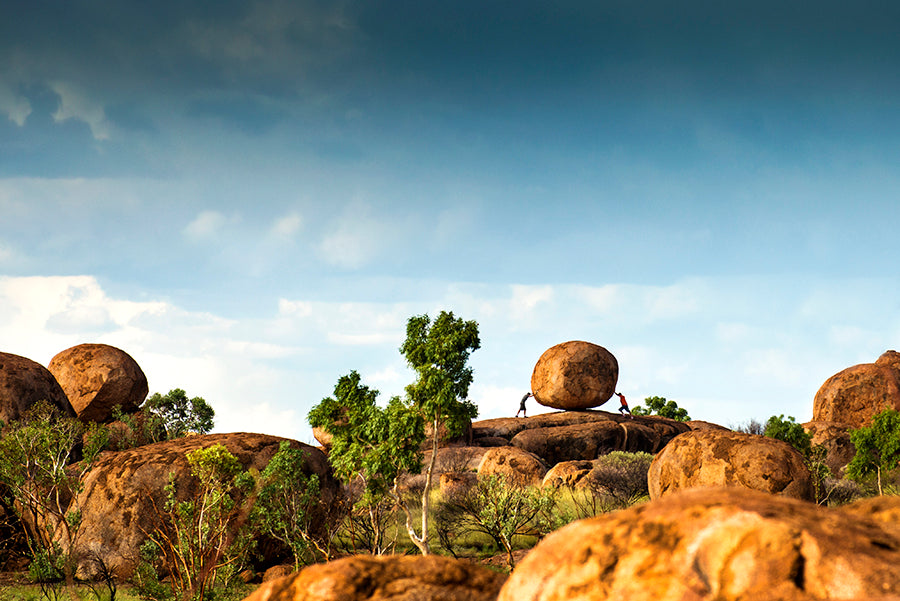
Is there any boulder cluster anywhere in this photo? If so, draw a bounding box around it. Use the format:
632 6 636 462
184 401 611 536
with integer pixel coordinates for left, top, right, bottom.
0 344 336 580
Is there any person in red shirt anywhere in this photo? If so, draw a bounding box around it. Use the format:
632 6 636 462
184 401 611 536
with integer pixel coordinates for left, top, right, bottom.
615 392 633 419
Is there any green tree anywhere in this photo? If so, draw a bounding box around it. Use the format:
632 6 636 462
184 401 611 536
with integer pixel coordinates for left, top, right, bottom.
630 396 690 421
846 408 900 495
763 415 812 457
400 311 480 555
145 444 254 601
0 401 106 593
144 388 215 439
308 371 424 555
252 441 331 569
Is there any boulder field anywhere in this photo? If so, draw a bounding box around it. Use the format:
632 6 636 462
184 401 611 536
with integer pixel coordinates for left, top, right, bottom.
242 488 900 601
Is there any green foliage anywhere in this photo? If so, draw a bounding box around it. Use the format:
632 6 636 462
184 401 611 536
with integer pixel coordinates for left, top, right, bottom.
400 311 480 438
145 444 254 601
847 408 900 495
586 451 654 506
435 476 555 569
144 389 215 440
764 415 812 457
0 401 103 589
252 441 332 569
630 396 690 421
309 371 423 555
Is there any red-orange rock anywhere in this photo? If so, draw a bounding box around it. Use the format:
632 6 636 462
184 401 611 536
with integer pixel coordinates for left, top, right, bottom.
541 460 594 488
242 554 507 601
477 446 547 487
648 429 813 501
67 432 336 579
876 350 900 371
803 420 856 475
0 351 74 424
498 487 900 601
48 343 148 423
530 341 618 410
813 361 900 429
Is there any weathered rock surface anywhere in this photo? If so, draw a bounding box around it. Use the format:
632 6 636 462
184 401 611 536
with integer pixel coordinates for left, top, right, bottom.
803 420 856 475
243 554 507 601
48 343 148 423
477 446 547 487
813 359 900 429
498 486 900 601
530 341 618 410
648 429 813 501
685 420 731 431
440 471 477 498
433 446 488 474
68 432 336 578
312 426 332 448
876 350 900 371
511 415 686 465
0 351 74 424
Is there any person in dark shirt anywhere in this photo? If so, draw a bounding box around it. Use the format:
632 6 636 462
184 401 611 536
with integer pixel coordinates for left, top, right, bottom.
517 392 533 417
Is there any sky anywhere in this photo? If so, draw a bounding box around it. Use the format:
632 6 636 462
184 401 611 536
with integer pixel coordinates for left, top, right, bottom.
2 1 899 444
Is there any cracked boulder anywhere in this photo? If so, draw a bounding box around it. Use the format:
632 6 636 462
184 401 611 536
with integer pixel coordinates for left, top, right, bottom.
0 351 74 424
499 487 900 601
813 353 900 430
648 429 813 501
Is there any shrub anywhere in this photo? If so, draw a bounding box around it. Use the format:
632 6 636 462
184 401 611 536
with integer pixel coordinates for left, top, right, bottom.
847 408 900 495
631 397 690 421
585 451 654 507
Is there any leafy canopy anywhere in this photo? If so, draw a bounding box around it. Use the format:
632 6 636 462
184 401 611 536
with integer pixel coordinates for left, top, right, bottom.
847 408 900 482
308 370 424 502
764 414 812 458
630 396 691 421
145 388 215 439
400 311 480 436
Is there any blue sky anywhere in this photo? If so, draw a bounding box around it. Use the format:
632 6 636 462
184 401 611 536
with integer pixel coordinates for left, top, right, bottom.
2 1 899 442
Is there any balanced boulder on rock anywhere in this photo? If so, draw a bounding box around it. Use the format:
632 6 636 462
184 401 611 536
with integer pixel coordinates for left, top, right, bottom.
648 429 813 501
0 351 74 424
48 343 148 423
530 341 618 410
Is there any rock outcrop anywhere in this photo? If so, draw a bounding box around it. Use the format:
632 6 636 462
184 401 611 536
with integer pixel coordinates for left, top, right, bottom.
48 343 149 423
803 420 856 475
242 554 507 601
648 429 813 501
813 356 900 429
498 487 900 601
67 432 336 578
876 350 900 371
541 460 594 488
0 351 74 424
477 446 547 487
530 341 618 410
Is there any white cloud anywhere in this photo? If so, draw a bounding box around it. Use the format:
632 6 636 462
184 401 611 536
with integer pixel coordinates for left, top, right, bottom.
183 210 230 240
509 285 554 324
0 82 31 126
49 82 111 141
318 201 393 269
271 211 303 238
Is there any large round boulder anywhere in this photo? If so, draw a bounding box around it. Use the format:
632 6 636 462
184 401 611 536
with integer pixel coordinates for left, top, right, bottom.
498 487 900 601
66 432 336 579
242 554 507 601
0 351 74 424
876 350 900 371
48 343 148 423
477 446 547 487
530 341 618 410
812 360 900 429
648 429 813 501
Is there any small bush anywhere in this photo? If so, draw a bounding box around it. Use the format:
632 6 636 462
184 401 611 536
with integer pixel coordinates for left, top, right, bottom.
585 451 653 507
